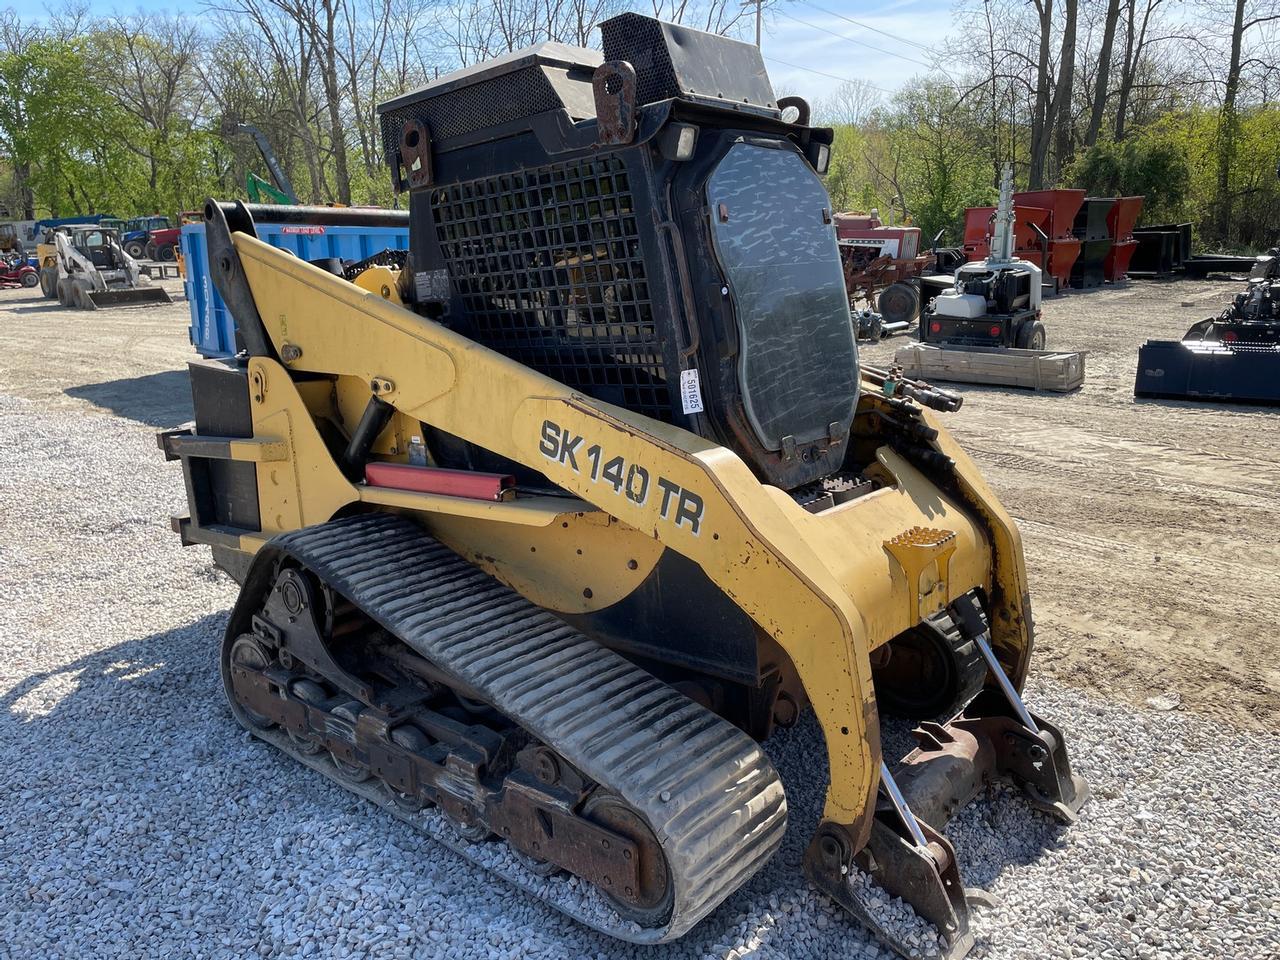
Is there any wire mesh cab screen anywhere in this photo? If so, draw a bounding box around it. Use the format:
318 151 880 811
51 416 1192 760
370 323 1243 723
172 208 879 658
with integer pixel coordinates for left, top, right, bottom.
707 142 858 451
431 155 674 422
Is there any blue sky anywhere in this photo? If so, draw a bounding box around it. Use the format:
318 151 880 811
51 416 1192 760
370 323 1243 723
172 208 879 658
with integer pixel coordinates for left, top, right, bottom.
757 0 945 101
69 0 942 100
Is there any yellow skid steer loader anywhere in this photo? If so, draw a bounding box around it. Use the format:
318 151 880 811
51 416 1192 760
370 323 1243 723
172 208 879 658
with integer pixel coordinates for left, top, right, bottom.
159 15 1086 958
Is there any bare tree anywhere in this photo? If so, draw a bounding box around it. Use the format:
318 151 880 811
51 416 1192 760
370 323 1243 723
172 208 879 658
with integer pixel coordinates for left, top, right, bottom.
314 0 352 204
646 0 750 35
1049 0 1078 178
1084 0 1121 147
204 1 326 200
816 79 881 127
1027 0 1055 188
94 16 207 198
1113 0 1165 140
1214 0 1280 239
441 0 616 66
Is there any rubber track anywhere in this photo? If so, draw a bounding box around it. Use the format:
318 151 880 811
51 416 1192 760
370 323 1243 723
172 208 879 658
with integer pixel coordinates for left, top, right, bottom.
259 514 788 942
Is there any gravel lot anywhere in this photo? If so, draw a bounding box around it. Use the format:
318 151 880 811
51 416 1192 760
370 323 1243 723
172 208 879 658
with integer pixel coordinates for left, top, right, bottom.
1 281 1278 960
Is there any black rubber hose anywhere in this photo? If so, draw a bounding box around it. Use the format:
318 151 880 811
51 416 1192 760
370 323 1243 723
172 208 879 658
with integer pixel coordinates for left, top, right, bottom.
341 396 395 481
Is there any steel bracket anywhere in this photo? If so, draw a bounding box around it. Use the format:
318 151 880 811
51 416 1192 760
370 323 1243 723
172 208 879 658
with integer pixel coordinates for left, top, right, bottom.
398 119 433 190
203 198 276 360
593 61 637 146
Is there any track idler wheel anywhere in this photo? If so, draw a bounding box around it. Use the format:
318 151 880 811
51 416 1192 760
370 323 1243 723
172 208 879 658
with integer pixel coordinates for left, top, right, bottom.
380 725 433 812
225 634 277 730
582 792 674 927
287 678 329 755
512 851 562 878
443 808 490 843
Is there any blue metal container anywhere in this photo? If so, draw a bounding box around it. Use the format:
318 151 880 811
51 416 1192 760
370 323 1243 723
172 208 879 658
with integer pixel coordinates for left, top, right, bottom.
182 221 410 357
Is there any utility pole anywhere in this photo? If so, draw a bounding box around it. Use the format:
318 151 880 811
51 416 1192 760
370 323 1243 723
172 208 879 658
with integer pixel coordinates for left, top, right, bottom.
741 0 762 46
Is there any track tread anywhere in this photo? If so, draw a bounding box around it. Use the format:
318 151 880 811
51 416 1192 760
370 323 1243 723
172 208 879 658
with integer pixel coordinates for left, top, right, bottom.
257 514 788 941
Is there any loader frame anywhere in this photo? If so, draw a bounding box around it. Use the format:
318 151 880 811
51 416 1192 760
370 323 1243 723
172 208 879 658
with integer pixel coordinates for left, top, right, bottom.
166 208 1037 849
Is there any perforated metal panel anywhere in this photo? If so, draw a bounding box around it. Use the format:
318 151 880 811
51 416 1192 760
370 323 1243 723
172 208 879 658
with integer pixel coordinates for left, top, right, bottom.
601 14 672 106
600 13 777 111
379 68 564 160
432 155 674 421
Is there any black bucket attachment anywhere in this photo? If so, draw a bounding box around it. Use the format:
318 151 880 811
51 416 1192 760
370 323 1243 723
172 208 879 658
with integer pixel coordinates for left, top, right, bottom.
1135 339 1280 406
88 286 173 308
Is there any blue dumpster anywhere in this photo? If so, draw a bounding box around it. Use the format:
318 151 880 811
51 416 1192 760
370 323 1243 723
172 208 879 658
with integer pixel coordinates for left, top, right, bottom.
182 221 410 357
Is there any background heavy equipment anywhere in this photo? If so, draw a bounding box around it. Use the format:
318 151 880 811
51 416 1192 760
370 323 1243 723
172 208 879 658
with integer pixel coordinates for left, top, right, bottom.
43 224 171 309
1135 250 1280 404
159 17 1087 960
226 121 300 205
144 224 183 262
921 168 1047 350
0 252 39 287
0 222 21 254
122 216 172 260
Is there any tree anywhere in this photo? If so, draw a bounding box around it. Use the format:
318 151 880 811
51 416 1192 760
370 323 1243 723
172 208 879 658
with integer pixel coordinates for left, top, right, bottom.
890 80 994 240
815 80 881 127
1084 0 1122 148
1027 0 1055 188
0 11 41 218
1067 130 1190 221
1212 0 1280 241
93 16 211 210
0 29 114 217
1049 0 1079 178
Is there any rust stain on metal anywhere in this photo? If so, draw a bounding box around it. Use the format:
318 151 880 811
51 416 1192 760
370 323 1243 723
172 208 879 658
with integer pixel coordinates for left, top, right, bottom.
593 61 637 147
400 119 433 189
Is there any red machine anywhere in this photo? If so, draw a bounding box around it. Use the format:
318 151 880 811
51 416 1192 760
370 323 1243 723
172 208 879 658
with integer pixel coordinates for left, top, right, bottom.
1013 189 1084 288
964 190 1085 290
834 213 932 335
145 226 183 261
964 203 1051 263
834 214 924 263
0 255 39 288
1104 196 1144 281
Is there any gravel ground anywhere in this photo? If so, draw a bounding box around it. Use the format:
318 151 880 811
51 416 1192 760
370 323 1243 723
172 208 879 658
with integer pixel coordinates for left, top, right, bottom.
2 382 1279 959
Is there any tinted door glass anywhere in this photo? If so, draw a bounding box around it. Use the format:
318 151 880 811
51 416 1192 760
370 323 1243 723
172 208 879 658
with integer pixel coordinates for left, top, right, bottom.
707 142 858 451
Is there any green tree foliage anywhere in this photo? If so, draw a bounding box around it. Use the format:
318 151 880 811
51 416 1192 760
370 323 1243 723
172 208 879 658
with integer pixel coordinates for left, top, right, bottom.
890 81 995 242
0 21 224 219
825 80 995 242
1066 130 1191 223
0 37 107 216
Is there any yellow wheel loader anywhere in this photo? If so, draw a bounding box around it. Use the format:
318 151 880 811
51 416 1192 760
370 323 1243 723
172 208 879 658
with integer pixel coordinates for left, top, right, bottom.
159 15 1086 958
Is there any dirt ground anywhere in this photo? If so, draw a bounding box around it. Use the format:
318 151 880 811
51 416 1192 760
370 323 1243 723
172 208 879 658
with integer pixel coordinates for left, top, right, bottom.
1 275 1276 731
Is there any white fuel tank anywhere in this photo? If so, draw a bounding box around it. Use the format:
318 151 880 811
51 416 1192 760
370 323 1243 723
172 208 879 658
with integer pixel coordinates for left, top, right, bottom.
932 291 989 319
